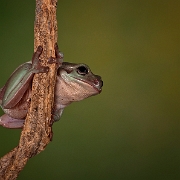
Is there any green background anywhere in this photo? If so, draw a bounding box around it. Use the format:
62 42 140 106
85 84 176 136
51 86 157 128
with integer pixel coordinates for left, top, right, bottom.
0 0 180 179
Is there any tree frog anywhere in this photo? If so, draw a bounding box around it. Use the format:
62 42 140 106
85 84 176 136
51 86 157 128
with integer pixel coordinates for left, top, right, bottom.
0 44 103 129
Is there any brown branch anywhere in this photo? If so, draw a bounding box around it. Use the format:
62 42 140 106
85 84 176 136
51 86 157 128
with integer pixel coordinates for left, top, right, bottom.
0 0 58 179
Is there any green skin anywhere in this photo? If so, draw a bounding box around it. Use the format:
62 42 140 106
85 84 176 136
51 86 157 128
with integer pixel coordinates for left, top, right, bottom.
0 45 103 129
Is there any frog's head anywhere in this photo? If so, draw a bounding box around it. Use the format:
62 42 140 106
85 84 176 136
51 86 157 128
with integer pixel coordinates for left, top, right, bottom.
56 62 103 104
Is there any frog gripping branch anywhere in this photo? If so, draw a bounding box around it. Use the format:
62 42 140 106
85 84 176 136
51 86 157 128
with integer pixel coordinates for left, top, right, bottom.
0 46 103 129
0 0 103 179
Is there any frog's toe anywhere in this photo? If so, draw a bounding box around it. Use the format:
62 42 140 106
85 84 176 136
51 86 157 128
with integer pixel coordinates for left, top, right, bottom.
0 114 24 129
32 46 43 64
48 57 56 64
55 43 63 61
37 66 49 73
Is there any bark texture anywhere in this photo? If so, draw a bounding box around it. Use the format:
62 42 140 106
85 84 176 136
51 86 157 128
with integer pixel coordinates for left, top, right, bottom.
0 0 58 179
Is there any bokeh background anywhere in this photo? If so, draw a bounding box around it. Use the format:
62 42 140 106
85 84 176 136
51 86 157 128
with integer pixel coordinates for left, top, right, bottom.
0 0 180 179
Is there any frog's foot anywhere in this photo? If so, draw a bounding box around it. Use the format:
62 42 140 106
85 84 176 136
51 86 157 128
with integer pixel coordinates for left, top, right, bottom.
55 43 64 62
48 43 63 67
31 46 49 73
0 114 24 129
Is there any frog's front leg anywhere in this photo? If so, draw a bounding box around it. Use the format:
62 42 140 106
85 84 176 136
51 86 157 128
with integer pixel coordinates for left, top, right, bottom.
1 46 49 109
52 107 65 122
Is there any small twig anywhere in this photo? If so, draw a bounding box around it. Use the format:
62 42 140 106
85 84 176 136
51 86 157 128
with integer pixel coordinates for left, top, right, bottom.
0 0 58 179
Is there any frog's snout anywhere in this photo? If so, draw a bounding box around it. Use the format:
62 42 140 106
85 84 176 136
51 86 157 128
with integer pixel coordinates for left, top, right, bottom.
94 75 103 92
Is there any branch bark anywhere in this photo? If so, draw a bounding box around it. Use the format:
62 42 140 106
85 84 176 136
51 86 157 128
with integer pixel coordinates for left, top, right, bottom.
0 0 58 179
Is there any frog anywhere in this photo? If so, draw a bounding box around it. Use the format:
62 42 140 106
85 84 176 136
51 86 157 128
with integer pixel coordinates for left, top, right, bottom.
0 44 103 129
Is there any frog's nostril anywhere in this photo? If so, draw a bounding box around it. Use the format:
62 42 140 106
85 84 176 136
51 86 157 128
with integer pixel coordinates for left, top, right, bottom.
95 75 103 86
94 79 103 90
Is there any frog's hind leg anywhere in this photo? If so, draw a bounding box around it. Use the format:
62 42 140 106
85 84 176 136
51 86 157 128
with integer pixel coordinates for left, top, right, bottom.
0 114 24 129
1 46 49 109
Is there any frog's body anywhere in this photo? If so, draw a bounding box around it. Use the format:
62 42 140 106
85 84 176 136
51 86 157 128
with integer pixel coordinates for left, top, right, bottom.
0 45 103 129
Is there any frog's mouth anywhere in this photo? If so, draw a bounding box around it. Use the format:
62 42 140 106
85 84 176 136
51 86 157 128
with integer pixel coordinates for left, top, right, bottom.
73 76 103 93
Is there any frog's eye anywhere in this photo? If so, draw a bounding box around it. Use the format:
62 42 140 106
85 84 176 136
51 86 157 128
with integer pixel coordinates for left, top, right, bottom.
77 66 88 75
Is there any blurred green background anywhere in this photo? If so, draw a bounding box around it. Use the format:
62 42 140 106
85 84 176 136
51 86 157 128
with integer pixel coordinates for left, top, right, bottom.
0 0 180 179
